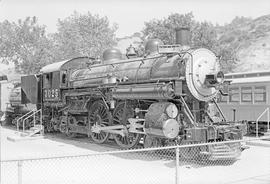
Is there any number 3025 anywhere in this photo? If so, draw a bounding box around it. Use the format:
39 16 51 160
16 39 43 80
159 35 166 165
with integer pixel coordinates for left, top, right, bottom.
44 89 59 98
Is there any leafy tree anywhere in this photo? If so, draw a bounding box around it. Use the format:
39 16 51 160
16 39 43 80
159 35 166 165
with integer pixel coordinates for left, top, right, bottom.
192 21 218 50
52 11 118 61
142 13 194 44
0 12 118 74
0 17 54 74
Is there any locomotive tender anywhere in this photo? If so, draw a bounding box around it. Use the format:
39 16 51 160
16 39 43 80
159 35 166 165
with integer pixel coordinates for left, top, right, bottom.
20 28 246 159
4 83 36 127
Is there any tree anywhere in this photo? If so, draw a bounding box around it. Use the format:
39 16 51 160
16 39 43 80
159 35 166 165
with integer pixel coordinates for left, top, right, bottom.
142 13 194 44
52 11 118 61
0 12 118 74
142 13 218 50
192 21 218 50
0 17 54 74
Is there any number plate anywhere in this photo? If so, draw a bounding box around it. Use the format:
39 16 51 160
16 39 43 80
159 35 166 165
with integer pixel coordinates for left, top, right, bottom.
44 88 60 100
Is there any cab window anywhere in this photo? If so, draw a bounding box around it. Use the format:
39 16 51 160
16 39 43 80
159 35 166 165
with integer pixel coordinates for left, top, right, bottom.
44 73 52 88
61 71 67 84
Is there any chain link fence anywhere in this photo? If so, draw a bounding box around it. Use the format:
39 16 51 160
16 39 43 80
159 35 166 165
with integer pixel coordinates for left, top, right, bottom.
1 137 270 184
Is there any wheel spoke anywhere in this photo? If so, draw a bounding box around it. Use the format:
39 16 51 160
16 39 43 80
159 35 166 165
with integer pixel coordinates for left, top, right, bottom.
113 102 141 149
100 108 106 117
88 100 110 144
113 118 121 123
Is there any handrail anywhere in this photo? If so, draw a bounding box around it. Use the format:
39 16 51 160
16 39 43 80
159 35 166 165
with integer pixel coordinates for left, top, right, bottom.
16 109 36 132
255 107 269 137
179 96 196 126
22 109 42 132
86 55 163 70
213 99 226 122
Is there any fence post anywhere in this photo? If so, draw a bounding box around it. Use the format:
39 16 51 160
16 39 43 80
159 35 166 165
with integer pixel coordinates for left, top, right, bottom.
175 146 180 184
33 113 36 127
256 121 258 138
267 107 270 131
0 125 2 184
18 160 22 184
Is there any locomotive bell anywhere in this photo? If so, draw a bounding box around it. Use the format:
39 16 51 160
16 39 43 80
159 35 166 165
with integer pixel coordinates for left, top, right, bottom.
175 27 191 47
145 39 164 55
126 44 138 58
102 48 122 64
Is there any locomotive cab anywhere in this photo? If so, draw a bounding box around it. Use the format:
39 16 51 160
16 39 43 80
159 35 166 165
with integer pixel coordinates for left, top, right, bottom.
42 71 61 101
40 57 90 103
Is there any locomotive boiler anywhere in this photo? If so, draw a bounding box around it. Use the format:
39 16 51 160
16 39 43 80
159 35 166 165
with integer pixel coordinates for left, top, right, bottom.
20 28 247 159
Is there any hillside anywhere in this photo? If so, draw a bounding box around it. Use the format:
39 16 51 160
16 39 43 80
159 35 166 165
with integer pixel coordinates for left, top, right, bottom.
217 15 270 72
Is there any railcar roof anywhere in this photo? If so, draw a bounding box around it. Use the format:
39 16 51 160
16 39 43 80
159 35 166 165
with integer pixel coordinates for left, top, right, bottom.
40 60 69 73
225 70 270 78
230 76 270 84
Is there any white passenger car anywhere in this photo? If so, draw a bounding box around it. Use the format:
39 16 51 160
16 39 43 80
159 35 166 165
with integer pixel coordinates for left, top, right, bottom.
218 71 270 134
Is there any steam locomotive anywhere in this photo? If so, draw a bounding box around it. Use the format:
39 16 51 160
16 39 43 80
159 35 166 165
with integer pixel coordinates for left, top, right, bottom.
19 28 246 159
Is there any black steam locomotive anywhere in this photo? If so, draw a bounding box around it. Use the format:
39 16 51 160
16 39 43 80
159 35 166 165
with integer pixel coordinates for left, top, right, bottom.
18 28 246 159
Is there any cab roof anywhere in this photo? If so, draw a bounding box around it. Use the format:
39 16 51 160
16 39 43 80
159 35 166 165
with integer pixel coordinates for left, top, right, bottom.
40 57 89 74
40 60 69 73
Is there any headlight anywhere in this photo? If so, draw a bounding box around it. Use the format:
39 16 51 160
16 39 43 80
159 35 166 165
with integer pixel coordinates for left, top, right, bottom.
216 71 224 83
165 103 178 118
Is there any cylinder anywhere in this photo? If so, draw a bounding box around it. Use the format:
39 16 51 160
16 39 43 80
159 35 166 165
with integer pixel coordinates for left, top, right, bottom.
144 102 180 139
175 27 191 46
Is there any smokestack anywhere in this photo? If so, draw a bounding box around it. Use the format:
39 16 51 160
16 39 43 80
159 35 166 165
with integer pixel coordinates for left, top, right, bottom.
175 27 191 47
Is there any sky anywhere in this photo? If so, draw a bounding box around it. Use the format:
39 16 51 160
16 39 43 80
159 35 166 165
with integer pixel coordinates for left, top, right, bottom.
0 0 270 37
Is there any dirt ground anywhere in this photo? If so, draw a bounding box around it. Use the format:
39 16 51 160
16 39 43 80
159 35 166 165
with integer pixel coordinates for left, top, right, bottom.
1 126 270 184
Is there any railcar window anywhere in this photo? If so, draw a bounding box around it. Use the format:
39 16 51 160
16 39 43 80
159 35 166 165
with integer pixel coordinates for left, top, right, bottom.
234 75 245 78
225 76 233 79
229 87 239 102
254 86 266 103
241 87 252 103
259 72 270 76
246 73 258 77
